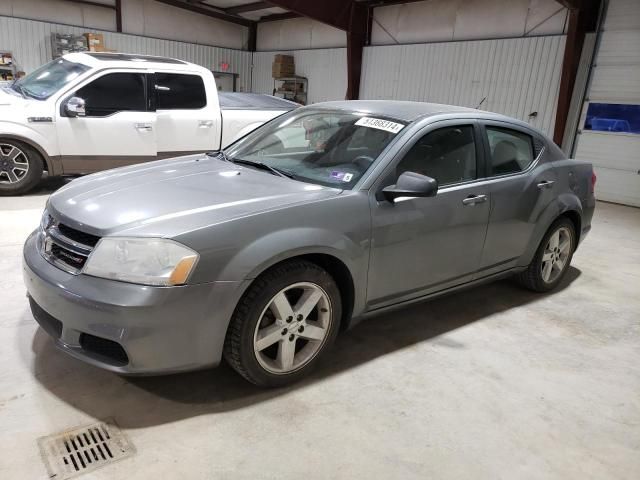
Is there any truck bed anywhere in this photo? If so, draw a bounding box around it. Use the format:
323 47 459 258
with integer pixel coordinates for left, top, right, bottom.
218 92 299 111
219 93 298 147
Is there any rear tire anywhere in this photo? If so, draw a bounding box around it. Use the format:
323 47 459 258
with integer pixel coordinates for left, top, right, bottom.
0 140 44 196
224 260 341 387
517 217 575 292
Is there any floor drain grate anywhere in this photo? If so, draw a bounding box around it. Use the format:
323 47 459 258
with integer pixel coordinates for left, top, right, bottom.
38 418 135 479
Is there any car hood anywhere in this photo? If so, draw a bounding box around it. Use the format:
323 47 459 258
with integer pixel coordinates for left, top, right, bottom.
48 154 341 237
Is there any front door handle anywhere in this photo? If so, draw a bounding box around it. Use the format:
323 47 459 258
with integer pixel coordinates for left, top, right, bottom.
135 123 153 132
199 120 214 128
537 180 555 189
462 194 487 206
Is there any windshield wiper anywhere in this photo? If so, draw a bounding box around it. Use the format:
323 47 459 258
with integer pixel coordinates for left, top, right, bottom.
229 158 296 180
206 150 232 162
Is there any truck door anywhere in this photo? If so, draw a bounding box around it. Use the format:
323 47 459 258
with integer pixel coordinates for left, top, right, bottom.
152 71 221 156
55 70 157 173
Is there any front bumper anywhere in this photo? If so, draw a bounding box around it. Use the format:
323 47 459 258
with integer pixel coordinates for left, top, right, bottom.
23 231 245 375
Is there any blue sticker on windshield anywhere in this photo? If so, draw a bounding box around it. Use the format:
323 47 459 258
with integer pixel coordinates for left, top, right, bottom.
330 171 354 182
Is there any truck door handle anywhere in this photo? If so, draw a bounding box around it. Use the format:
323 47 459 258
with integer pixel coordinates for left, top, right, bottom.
537 180 555 189
462 194 487 206
199 120 214 128
135 123 153 132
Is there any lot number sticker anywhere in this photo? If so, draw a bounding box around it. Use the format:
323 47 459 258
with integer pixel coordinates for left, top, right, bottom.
355 117 404 134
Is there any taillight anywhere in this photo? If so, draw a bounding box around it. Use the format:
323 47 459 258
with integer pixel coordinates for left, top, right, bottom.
591 170 597 193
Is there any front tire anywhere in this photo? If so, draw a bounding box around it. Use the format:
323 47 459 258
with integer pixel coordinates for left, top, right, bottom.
518 218 575 292
224 260 341 387
0 140 44 196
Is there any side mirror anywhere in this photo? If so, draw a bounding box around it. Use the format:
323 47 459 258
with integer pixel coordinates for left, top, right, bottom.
381 171 438 203
65 96 86 117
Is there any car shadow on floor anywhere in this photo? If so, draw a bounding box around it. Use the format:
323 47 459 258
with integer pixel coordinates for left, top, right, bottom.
25 175 71 195
31 267 581 429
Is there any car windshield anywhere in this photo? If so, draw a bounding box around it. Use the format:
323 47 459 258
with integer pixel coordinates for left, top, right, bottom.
225 109 407 189
13 58 90 100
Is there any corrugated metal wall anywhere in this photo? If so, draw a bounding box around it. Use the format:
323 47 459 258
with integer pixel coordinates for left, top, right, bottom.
361 35 566 135
251 49 348 104
0 15 253 92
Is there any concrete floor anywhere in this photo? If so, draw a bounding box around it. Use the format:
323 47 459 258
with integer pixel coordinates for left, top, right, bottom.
0 181 638 479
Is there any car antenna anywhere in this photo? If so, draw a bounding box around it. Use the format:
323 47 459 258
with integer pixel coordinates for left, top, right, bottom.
475 97 487 109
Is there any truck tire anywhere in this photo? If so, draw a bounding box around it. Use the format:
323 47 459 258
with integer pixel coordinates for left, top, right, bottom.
224 260 341 387
0 139 44 196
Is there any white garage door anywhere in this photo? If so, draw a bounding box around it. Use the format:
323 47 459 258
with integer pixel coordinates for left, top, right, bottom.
573 0 640 207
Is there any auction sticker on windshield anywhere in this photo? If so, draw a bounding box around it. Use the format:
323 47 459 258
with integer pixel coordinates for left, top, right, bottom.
355 117 404 134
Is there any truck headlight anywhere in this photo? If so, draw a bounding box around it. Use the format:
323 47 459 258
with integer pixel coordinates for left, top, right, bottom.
83 237 199 286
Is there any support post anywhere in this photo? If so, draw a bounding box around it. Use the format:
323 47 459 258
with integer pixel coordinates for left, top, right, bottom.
346 3 367 99
553 0 600 145
248 22 257 52
115 0 122 32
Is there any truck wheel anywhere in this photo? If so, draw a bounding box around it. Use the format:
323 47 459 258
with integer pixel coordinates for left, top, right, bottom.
224 260 341 387
517 218 575 292
0 140 44 196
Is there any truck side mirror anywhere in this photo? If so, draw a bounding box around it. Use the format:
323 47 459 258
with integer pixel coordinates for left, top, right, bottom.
381 171 438 203
65 96 86 117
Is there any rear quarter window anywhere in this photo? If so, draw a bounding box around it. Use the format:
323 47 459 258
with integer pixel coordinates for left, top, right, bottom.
486 126 535 176
155 73 206 110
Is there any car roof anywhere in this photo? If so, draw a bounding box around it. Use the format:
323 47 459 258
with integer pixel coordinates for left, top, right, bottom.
63 52 208 74
308 100 539 131
309 100 477 122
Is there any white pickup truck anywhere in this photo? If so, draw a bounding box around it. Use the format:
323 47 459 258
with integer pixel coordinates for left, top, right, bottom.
0 52 298 195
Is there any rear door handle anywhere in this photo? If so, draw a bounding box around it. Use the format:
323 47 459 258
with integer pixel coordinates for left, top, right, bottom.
462 194 487 206
537 180 555 189
199 120 214 128
135 123 153 132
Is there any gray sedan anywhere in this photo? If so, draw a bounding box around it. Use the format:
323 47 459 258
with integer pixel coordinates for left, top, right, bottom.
23 101 596 386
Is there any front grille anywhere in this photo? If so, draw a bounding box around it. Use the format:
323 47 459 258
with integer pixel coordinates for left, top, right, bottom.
79 333 129 366
57 223 100 247
42 220 101 274
50 243 87 270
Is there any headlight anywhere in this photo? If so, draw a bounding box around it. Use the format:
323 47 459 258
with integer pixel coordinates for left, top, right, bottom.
83 237 199 286
40 208 52 231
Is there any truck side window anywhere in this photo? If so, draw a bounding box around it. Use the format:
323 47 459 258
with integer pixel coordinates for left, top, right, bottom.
75 73 146 117
155 73 206 109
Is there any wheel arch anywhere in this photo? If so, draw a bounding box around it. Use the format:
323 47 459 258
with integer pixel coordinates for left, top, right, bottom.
0 133 57 174
518 193 584 267
238 250 359 331
558 209 581 249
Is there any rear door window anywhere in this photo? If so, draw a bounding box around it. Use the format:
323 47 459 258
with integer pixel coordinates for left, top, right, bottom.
485 126 535 175
155 73 206 110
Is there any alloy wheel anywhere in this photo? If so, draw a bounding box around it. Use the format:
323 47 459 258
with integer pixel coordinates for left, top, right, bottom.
253 282 332 374
0 143 29 184
541 226 572 284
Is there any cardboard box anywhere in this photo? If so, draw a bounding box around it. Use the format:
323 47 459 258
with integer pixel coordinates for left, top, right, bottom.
272 66 295 78
84 33 104 51
272 53 295 78
273 54 294 64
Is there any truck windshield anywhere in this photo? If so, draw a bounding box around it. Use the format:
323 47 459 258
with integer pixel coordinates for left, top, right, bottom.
225 109 407 189
13 58 90 100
